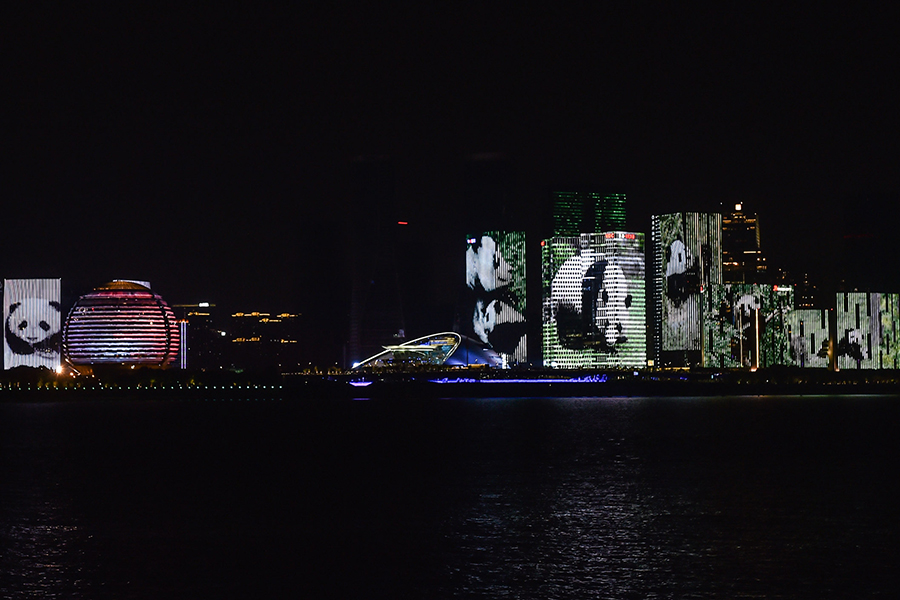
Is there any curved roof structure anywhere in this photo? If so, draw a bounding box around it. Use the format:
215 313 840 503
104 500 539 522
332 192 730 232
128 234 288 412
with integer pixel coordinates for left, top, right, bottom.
353 332 502 369
63 281 180 368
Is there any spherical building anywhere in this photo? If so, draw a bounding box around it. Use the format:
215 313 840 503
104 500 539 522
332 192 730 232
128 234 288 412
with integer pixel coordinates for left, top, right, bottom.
63 280 180 369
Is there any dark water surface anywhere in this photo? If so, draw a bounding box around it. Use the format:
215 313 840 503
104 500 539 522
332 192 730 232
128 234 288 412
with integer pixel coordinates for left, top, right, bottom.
2 394 899 598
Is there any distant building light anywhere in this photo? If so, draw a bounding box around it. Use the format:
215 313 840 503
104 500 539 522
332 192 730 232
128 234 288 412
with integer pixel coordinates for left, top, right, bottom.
199 302 209 307
398 221 408 225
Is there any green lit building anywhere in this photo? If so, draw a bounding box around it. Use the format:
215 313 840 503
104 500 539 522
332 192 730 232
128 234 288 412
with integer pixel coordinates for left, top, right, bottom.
703 284 793 369
835 292 900 370
551 191 626 236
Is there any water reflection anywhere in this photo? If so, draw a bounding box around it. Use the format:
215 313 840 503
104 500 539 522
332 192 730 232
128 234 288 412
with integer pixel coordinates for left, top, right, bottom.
2 395 898 598
1 403 95 598
429 396 900 598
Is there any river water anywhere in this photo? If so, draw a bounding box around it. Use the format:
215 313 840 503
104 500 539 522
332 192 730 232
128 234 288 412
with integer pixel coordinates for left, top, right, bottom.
1 394 898 598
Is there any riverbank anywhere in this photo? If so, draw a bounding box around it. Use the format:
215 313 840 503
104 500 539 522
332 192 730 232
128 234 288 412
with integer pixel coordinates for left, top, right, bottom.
2 367 898 400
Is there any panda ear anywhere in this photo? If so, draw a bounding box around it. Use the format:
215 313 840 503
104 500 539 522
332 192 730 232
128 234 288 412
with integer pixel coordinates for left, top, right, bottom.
49 301 61 311
9 302 20 313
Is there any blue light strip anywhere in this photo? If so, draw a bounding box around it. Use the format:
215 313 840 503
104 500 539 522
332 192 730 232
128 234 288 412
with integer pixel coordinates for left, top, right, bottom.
428 374 608 384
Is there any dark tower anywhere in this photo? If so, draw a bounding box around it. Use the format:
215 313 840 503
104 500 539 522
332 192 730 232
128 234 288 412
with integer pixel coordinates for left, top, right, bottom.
346 157 407 367
722 203 767 283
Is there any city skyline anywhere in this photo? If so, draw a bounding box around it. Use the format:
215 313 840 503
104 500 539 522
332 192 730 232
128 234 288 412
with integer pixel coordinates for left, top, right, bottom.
7 5 900 355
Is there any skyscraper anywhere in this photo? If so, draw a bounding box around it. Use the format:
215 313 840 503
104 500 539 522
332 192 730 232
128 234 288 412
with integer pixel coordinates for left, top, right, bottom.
464 231 528 366
722 203 767 283
551 191 626 237
542 231 645 368
651 212 722 367
346 157 407 367
703 283 793 369
835 291 900 370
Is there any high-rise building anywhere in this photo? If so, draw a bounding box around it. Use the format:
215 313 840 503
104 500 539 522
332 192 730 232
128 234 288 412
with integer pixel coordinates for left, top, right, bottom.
835 292 900 370
464 231 528 366
3 278 63 371
703 284 793 368
346 157 407 367
542 231 645 368
651 212 722 367
551 191 626 237
722 203 767 283
172 302 222 370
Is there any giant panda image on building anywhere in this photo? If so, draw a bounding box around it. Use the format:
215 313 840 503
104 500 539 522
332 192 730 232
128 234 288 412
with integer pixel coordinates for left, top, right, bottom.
3 279 63 370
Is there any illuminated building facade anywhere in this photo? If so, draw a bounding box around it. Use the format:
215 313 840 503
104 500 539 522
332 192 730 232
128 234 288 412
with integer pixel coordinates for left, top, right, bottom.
63 281 180 369
551 191 626 236
835 292 900 370
651 212 722 367
704 284 793 368
722 203 767 283
784 308 830 368
542 232 645 368
464 231 527 366
3 278 62 371
879 294 900 369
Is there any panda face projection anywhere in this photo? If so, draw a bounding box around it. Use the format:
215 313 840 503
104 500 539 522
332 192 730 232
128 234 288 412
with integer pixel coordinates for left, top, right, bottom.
734 293 761 328
598 263 632 348
552 256 632 352
664 238 700 306
466 233 528 363
5 298 62 358
466 235 511 293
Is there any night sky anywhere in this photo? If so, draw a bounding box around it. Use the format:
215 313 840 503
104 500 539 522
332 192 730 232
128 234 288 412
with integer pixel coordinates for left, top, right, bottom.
7 5 900 357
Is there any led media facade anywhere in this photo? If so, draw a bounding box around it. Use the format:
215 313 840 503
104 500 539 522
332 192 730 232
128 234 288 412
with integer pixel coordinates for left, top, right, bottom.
465 231 527 366
63 281 180 368
835 292 900 369
652 213 722 367
3 278 62 371
784 309 830 368
879 294 900 369
542 232 645 368
552 192 626 236
704 284 793 368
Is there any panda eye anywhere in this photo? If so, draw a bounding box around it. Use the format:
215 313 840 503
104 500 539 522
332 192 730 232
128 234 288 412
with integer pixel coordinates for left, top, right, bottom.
18 320 27 330
39 321 51 332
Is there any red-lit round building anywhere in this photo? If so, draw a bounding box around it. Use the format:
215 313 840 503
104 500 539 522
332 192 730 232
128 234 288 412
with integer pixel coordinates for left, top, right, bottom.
63 280 180 370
